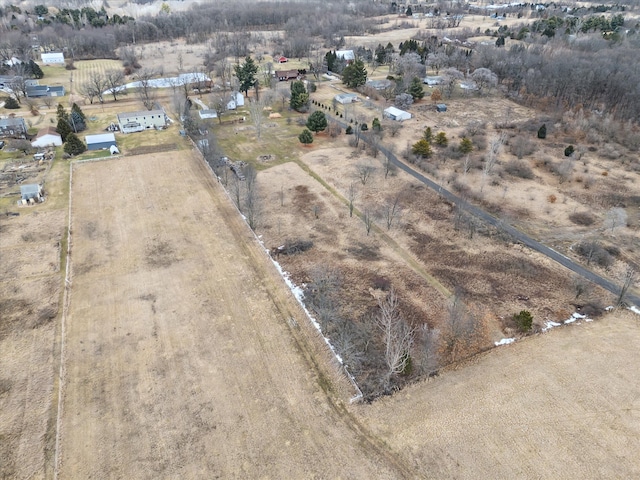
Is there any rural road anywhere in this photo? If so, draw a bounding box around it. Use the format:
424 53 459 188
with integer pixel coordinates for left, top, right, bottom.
331 116 640 307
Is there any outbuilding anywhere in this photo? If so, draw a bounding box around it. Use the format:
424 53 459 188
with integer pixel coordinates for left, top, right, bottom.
423 76 443 86
40 52 65 64
436 104 447 112
85 133 117 150
227 92 245 110
20 184 43 202
31 127 62 148
334 93 358 104
336 50 355 62
198 109 218 119
383 106 412 122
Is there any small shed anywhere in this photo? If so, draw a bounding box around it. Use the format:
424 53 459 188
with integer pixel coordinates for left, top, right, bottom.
20 184 43 202
31 127 62 148
436 104 447 112
41 52 65 64
110 145 119 155
383 106 412 122
275 56 288 63
198 109 218 119
334 93 358 104
85 133 117 150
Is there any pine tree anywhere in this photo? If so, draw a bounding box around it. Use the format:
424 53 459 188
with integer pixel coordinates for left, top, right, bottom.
290 80 309 112
306 110 328 134
298 128 313 145
372 117 382 131
408 77 425 100
412 139 432 157
434 131 448 146
423 127 432 142
341 59 368 88
64 133 87 155
537 124 547 139
71 103 86 121
233 56 259 95
56 117 72 142
27 60 44 79
459 137 473 154
56 103 68 121
3 96 19 109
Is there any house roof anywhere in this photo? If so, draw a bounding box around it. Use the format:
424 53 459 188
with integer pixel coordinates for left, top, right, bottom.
117 110 165 121
384 106 411 117
36 127 60 138
0 117 27 128
275 69 299 78
198 109 218 118
85 133 116 144
335 93 357 100
20 184 41 195
336 50 355 61
366 79 392 89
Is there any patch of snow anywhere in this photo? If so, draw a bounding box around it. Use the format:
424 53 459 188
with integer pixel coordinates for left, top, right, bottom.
542 320 561 332
605 306 615 311
495 338 515 346
564 312 587 324
629 305 640 316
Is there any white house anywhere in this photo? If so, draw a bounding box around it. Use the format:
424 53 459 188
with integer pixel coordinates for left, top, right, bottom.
334 93 358 104
336 50 355 62
423 76 443 86
384 106 412 122
117 109 167 133
40 52 64 64
198 109 218 119
227 92 244 110
31 127 62 148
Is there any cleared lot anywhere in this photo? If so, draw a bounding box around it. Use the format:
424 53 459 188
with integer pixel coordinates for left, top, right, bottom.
57 151 404 478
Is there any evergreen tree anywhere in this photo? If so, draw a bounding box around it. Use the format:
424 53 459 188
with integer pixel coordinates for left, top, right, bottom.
325 50 337 72
298 128 313 145
234 56 259 95
495 36 506 47
306 110 328 134
434 131 448 146
56 117 72 142
372 117 381 131
71 103 86 121
69 111 86 132
56 103 68 121
341 59 368 88
3 96 19 109
537 124 547 139
408 77 425 100
64 133 87 155
27 60 44 79
412 139 432 157
406 5 413 16
423 127 432 142
290 80 309 112
459 137 473 154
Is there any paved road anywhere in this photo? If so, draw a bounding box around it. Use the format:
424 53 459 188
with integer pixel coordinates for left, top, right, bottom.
332 117 639 306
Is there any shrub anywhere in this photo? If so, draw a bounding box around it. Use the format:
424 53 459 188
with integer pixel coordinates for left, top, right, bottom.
345 125 353 135
569 211 596 226
537 124 547 139
360 123 368 131
575 241 613 268
298 128 313 145
513 310 533 332
504 160 534 179
564 145 575 157
547 194 557 203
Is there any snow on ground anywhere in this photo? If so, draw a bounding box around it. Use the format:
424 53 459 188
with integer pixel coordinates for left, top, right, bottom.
103 72 210 95
630 305 640 315
495 338 515 346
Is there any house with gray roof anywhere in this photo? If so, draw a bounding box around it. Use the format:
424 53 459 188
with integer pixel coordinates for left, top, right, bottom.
0 117 28 138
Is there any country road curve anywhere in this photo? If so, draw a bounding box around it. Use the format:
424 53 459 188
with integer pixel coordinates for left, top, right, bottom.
329 116 639 307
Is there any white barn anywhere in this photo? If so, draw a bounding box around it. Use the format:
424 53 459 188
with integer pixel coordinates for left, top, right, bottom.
31 127 62 148
334 93 358 104
117 109 167 133
227 92 245 110
41 52 64 64
384 106 412 122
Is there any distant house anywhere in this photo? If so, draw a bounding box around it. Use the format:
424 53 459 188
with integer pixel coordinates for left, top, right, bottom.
198 109 218 119
436 103 447 112
31 127 62 148
423 76 443 86
85 133 117 150
336 50 355 62
3 56 22 67
20 184 43 202
0 117 28 138
334 93 358 104
227 92 245 110
366 79 392 90
275 69 300 81
0 75 19 89
41 52 64 64
383 106 412 121
275 56 288 63
117 109 167 133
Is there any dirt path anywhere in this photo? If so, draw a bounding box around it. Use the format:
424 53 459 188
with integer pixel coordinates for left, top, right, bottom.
56 151 410 478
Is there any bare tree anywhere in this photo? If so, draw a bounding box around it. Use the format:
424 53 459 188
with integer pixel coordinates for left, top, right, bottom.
439 292 487 364
471 68 498 95
382 155 397 178
616 267 636 307
382 193 402 230
377 288 415 380
481 132 506 191
136 69 158 110
209 94 226 124
356 163 374 185
363 208 374 235
604 207 627 234
348 182 357 217
248 98 264 139
243 165 261 230
442 68 464 98
104 70 125 101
